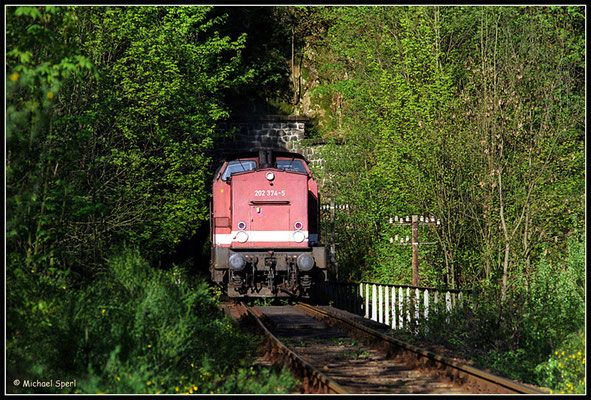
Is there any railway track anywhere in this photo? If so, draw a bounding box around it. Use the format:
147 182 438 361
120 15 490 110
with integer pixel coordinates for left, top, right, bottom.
222 301 547 394
226 301 348 394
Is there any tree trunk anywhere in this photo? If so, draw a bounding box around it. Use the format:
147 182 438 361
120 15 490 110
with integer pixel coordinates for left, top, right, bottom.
498 169 510 302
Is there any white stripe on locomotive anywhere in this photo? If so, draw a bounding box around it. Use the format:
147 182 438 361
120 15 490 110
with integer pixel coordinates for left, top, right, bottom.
214 230 309 245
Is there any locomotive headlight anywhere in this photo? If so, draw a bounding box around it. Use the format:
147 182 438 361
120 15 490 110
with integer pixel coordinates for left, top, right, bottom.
229 253 246 272
237 221 246 230
297 254 314 271
236 231 249 243
294 221 303 231
293 230 305 243
265 171 275 181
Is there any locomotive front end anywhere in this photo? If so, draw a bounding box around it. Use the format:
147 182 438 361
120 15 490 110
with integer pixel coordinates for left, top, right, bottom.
210 151 327 297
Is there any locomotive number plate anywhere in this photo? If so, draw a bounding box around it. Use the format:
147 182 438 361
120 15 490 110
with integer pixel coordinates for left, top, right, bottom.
254 189 286 197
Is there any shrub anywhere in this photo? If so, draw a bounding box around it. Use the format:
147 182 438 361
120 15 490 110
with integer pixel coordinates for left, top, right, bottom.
388 237 585 393
535 329 585 394
7 247 299 394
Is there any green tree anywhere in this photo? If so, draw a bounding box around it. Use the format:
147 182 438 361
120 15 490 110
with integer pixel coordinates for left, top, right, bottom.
457 6 585 299
305 6 584 297
69 6 254 260
6 5 96 271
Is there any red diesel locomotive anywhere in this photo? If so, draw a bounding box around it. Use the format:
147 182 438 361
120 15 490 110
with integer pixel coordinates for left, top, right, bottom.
210 150 327 297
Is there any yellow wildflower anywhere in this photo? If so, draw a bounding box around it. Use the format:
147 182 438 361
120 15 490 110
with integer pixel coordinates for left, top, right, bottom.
102 309 106 314
47 92 54 99
10 72 19 81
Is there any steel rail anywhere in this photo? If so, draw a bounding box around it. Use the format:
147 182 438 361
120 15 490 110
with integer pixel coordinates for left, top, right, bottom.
237 302 350 394
296 302 547 395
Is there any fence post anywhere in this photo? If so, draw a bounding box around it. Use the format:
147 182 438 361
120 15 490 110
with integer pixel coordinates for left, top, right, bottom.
365 283 370 318
424 289 429 321
378 285 383 323
391 286 397 329
359 283 364 315
385 285 390 327
398 287 404 328
406 287 411 326
414 287 420 323
358 283 362 315
372 284 377 321
434 291 439 314
445 291 451 324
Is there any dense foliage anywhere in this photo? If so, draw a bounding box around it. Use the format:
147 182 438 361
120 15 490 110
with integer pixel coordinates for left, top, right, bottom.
7 248 299 394
392 236 585 393
305 7 584 292
6 6 295 394
5 5 585 395
298 6 585 393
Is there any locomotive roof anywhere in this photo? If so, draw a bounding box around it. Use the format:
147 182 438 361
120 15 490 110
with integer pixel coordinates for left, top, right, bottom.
223 151 310 164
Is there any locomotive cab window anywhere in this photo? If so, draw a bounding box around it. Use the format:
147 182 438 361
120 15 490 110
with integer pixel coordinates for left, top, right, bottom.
221 160 257 181
275 160 307 173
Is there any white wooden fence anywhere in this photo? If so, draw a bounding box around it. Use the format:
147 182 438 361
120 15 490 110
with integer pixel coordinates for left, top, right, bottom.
317 281 477 330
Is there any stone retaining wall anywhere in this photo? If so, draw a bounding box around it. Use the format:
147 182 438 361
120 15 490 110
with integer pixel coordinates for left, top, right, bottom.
214 115 324 169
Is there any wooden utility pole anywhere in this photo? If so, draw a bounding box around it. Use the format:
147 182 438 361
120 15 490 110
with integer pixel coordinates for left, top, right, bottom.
389 214 440 287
